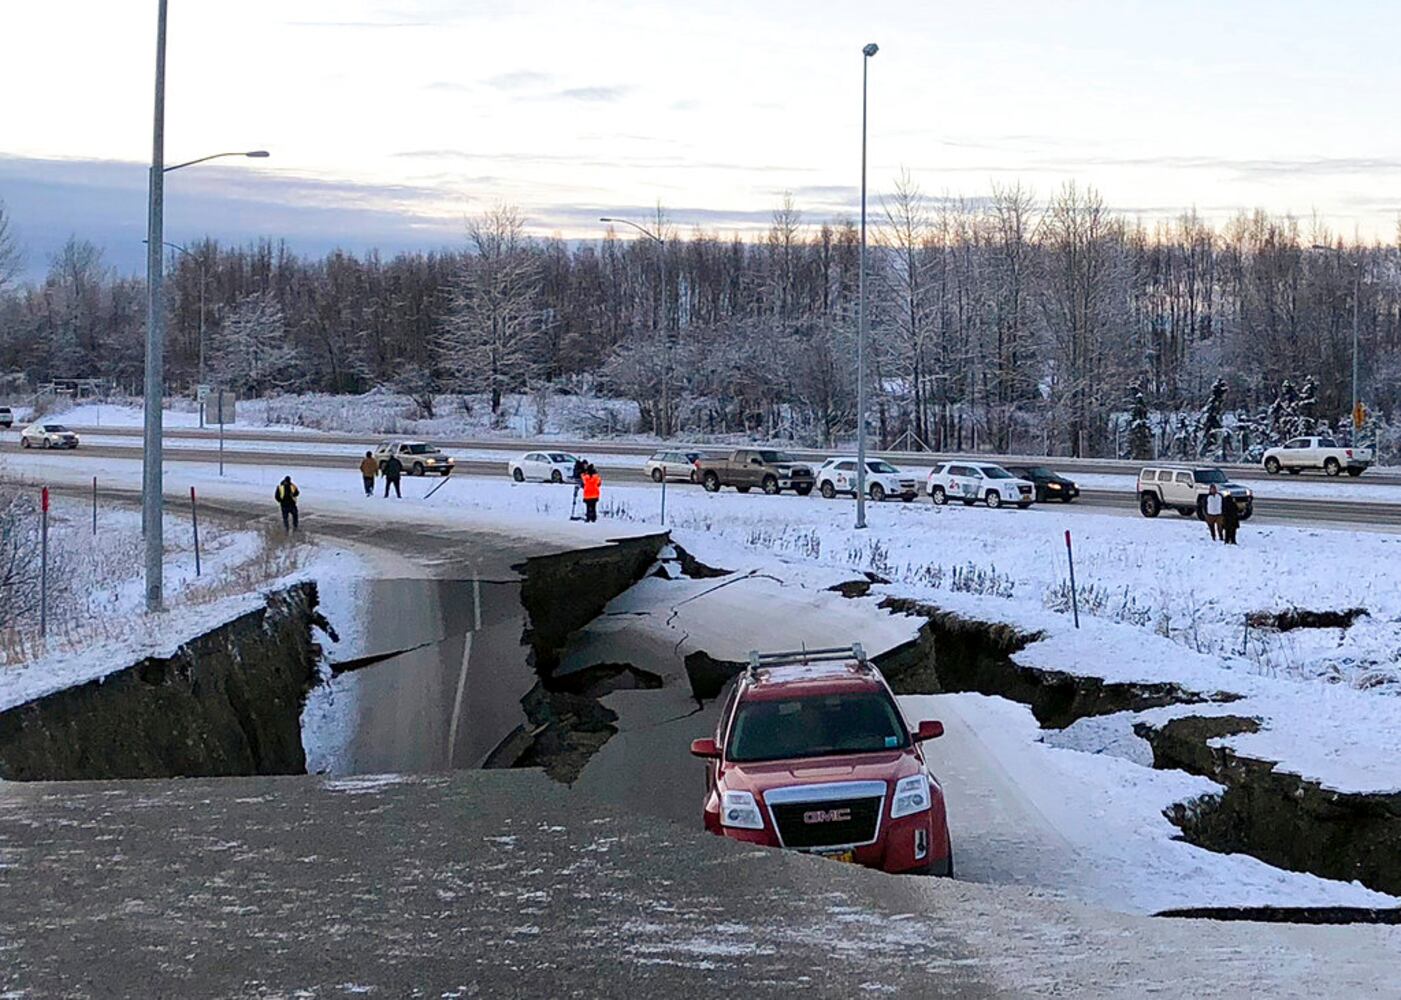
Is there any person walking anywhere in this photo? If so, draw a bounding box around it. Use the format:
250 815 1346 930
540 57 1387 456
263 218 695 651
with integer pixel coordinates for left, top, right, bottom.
359 451 378 497
383 453 403 498
1203 483 1223 541
581 463 602 523
275 475 300 533
1221 491 1241 545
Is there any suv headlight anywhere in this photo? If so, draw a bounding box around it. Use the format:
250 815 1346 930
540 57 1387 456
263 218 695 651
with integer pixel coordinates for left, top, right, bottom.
720 790 765 830
891 774 931 818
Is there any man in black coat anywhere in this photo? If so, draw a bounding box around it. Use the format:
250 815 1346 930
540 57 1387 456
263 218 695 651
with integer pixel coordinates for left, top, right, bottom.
1221 493 1241 545
383 454 404 498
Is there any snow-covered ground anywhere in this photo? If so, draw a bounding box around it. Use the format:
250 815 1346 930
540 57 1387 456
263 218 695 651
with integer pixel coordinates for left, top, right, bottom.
0 490 374 712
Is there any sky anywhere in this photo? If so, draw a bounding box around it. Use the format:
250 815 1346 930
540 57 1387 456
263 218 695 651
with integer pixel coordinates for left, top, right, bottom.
3 0 1400 279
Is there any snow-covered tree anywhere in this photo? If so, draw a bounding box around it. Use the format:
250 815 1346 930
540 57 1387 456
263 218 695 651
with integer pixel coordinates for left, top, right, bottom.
210 291 301 396
1126 375 1153 459
0 199 21 294
1196 376 1227 456
440 205 541 415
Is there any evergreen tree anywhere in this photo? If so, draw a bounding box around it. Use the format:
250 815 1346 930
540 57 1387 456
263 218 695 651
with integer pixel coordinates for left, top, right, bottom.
1126 375 1152 459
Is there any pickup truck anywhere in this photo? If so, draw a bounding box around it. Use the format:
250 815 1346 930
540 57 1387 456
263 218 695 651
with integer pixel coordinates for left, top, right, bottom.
699 448 815 495
1262 436 1372 477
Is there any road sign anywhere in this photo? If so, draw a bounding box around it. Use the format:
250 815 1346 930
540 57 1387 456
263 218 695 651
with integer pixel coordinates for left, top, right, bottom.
1354 401 1366 429
196 384 212 402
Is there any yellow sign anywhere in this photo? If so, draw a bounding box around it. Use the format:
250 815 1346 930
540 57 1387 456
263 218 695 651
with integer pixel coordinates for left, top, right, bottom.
1353 401 1366 429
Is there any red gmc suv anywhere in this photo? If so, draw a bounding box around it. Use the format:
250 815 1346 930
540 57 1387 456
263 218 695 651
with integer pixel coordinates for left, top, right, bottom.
689 645 952 876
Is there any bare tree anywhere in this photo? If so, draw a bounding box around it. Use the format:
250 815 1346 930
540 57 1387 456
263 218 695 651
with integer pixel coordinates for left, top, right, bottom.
0 199 21 294
440 205 541 416
877 170 937 447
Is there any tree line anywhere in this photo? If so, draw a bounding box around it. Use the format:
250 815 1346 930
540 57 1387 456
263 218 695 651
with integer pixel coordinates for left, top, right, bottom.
1 185 1398 456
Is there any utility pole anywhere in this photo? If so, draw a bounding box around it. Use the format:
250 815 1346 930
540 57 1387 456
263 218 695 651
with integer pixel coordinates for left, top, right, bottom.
855 42 879 530
142 0 168 612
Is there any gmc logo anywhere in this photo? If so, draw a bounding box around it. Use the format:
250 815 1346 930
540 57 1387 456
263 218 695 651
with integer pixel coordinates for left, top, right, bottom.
802 808 851 824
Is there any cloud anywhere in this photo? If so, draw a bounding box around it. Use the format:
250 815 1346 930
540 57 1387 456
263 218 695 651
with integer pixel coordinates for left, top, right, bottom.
552 85 632 102
485 70 554 90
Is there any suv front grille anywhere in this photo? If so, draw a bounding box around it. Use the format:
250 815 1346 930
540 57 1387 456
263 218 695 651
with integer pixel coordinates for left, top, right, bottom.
770 796 883 849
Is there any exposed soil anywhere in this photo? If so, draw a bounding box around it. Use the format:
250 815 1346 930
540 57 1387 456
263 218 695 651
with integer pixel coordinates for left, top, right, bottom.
1245 607 1369 632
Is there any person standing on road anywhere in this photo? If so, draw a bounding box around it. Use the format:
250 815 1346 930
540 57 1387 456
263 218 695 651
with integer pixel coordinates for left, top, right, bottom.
275 476 300 533
581 463 602 523
1221 491 1240 545
1204 483 1223 541
383 453 403 498
359 451 378 497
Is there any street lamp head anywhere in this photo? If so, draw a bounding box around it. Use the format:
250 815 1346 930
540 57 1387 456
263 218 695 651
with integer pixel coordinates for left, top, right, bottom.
599 217 615 223
1310 244 1334 252
245 150 270 158
863 42 879 57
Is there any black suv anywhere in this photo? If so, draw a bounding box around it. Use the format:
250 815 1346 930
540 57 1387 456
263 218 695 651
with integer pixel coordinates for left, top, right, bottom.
1004 465 1079 503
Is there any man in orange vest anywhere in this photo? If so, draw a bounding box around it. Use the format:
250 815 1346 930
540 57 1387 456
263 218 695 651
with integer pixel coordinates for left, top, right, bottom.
581 463 602 522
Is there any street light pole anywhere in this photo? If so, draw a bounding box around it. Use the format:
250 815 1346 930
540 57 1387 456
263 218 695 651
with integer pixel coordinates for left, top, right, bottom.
855 42 878 531
600 215 669 437
142 0 168 612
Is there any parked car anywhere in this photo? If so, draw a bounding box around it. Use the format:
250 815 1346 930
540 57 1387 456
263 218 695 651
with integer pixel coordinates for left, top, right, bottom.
1262 436 1372 477
816 457 919 502
698 449 815 495
1137 465 1253 519
20 423 79 449
509 450 581 483
1003 465 1080 503
690 645 952 876
644 449 706 484
372 440 455 476
0 407 13 429
926 462 1034 509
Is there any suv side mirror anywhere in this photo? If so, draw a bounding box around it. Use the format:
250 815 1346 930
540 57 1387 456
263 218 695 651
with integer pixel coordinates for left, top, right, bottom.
689 737 721 759
914 720 944 742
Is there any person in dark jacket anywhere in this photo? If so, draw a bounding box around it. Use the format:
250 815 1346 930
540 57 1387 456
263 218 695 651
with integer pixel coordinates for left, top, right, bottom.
1221 492 1241 545
275 476 300 532
383 454 403 498
359 451 378 497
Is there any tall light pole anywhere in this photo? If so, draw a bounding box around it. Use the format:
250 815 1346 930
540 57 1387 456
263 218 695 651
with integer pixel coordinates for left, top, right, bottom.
141 0 269 612
855 42 878 530
1310 243 1362 436
600 215 671 437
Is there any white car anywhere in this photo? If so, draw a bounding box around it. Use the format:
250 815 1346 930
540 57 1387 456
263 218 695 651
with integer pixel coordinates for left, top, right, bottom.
816 457 919 501
509 450 581 483
1262 436 1372 477
644 449 706 483
20 423 80 449
926 462 1034 509
372 440 455 476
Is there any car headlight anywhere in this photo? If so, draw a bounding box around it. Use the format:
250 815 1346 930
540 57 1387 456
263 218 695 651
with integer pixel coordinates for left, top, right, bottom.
1047 483 1061 490
891 774 931 818
720 790 765 830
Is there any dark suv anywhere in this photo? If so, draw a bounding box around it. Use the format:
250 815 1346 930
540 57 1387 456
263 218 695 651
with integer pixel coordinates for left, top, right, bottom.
690 645 952 875
1004 465 1080 503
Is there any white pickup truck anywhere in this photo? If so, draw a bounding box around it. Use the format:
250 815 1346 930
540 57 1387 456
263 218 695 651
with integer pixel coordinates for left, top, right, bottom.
1262 436 1372 477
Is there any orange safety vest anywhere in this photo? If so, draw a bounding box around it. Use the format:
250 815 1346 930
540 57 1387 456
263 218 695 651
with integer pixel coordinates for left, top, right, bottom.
581 473 601 501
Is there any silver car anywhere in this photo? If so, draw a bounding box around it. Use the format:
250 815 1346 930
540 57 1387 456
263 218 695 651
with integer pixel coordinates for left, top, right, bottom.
644 449 706 484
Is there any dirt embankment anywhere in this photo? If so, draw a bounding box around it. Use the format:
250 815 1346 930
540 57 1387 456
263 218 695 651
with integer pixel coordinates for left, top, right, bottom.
0 583 325 781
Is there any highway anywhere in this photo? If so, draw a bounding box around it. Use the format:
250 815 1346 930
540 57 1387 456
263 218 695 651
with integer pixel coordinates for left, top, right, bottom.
26 430 1401 530
63 423 1401 485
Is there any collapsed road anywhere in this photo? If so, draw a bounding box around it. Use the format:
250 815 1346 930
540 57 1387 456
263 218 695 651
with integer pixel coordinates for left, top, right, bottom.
1 488 1399 996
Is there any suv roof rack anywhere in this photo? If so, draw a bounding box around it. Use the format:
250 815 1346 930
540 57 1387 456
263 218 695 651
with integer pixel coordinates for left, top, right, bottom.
745 643 869 679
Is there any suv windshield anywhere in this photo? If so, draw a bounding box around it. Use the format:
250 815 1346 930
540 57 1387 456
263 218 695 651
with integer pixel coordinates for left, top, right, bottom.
727 691 909 762
980 466 1014 479
867 460 898 474
405 443 436 455
756 450 795 463
1193 469 1228 484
